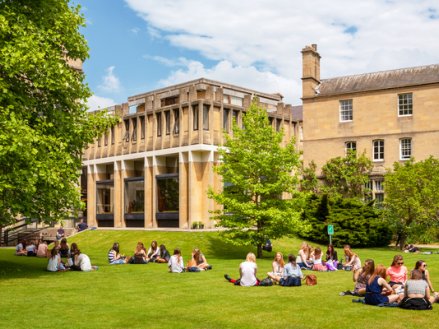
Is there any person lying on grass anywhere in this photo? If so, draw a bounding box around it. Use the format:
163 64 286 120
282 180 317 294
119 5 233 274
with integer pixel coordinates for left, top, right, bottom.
224 252 259 286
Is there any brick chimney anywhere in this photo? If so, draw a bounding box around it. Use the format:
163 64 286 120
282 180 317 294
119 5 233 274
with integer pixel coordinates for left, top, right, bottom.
301 44 321 99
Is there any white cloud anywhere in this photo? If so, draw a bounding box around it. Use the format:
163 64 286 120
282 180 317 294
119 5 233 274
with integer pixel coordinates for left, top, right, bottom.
87 95 117 112
98 66 121 92
125 0 439 104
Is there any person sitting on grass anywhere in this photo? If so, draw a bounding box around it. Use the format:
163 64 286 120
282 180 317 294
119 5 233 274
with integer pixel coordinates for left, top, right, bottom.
25 240 37 257
155 244 171 263
71 247 98 272
37 240 48 258
399 269 436 310
15 240 27 256
269 254 304 286
386 255 407 292
168 248 185 273
297 242 312 270
311 247 327 271
340 259 375 296
108 242 130 265
59 238 70 259
343 245 361 275
325 244 338 271
47 247 66 272
414 260 435 294
224 252 259 286
146 240 160 263
267 252 285 279
191 248 212 271
364 264 401 306
130 242 147 264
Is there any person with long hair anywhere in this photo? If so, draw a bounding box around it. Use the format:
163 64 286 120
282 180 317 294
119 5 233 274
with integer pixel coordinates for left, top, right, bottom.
108 242 129 264
340 259 375 296
414 260 435 293
146 240 160 263
267 252 285 279
386 255 408 290
156 244 171 263
47 247 66 272
297 242 312 269
400 269 435 310
312 247 327 271
325 244 338 270
224 252 259 286
189 248 211 270
365 264 401 306
59 238 70 259
168 248 185 273
270 254 303 286
131 241 147 264
343 245 361 276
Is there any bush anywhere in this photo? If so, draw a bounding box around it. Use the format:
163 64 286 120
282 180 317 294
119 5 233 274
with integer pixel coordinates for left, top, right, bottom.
300 195 391 248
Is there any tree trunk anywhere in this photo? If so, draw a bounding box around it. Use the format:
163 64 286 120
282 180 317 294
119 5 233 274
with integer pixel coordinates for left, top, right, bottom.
257 244 263 258
399 235 407 251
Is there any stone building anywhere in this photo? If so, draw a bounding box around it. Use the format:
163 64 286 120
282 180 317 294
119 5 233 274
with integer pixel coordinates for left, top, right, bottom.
82 78 302 228
301 44 439 201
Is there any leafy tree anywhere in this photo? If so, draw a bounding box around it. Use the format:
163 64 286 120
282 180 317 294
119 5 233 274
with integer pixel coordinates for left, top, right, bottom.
321 150 373 199
300 160 319 193
0 0 117 229
208 100 305 258
383 157 439 249
300 194 391 248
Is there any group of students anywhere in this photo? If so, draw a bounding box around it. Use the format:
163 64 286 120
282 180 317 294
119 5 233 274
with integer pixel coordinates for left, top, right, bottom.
340 254 437 310
46 238 98 272
107 241 212 273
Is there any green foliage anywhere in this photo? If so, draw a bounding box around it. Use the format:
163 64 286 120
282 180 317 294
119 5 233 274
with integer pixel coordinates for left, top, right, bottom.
300 160 319 193
208 100 306 257
300 194 391 248
383 157 439 248
321 150 373 198
0 1 118 225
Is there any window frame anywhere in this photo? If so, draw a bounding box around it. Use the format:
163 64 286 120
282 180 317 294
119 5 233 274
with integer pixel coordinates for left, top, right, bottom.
400 138 412 160
339 99 353 122
398 93 413 116
373 139 384 162
345 141 357 154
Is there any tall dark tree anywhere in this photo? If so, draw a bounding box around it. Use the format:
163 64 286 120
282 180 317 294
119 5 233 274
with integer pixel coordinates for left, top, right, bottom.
0 0 117 228
208 100 306 258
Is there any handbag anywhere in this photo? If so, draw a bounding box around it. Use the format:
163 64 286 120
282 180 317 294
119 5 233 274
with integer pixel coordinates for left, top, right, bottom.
305 274 317 286
259 277 273 286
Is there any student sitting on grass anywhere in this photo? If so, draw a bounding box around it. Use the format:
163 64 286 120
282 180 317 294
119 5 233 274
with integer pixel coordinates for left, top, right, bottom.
130 242 147 264
47 247 66 272
59 238 70 259
155 244 171 263
168 248 185 273
224 252 259 286
312 248 327 271
414 260 435 294
108 242 130 264
267 252 285 279
343 245 361 276
297 242 312 269
340 259 375 296
364 264 401 306
37 240 48 258
15 240 27 256
269 254 303 286
190 248 212 271
71 247 98 272
325 244 338 271
400 269 436 310
146 240 160 263
386 255 407 291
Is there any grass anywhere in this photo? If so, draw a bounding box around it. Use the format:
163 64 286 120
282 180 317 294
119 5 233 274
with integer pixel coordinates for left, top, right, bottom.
1 230 439 329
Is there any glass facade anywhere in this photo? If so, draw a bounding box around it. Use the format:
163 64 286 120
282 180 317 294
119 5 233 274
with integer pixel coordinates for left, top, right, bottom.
157 174 179 213
96 181 114 215
124 178 145 214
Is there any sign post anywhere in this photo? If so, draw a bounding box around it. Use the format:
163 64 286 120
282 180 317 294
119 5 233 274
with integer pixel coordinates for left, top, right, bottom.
327 224 334 245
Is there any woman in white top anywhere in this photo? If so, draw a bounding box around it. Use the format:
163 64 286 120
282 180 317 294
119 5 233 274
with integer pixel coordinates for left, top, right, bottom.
146 240 160 263
73 249 97 272
400 269 436 309
47 248 66 272
297 242 312 269
267 252 285 281
224 252 259 286
168 248 185 273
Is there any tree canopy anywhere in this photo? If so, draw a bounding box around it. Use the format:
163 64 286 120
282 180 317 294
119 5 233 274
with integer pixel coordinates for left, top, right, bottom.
208 100 305 258
0 0 117 226
383 157 439 249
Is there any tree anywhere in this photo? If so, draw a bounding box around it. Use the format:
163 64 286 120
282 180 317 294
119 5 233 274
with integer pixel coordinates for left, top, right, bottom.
0 1 117 228
300 160 319 193
208 100 306 258
321 150 373 199
383 157 439 249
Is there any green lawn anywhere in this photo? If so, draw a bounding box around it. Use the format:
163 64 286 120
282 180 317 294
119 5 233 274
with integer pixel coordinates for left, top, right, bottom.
1 230 439 329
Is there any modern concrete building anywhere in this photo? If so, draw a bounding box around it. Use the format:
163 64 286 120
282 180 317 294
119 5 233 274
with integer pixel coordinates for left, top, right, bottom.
301 44 439 201
82 78 302 229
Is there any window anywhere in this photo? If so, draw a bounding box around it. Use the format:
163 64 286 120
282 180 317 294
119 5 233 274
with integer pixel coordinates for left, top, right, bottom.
223 108 230 132
129 105 137 114
345 141 357 154
400 138 412 160
104 132 108 146
375 180 383 192
232 110 239 125
125 179 145 214
373 140 384 161
339 99 353 122
140 116 145 140
398 93 413 116
123 119 129 142
203 104 210 130
156 113 162 137
96 181 114 214
276 119 282 132
173 109 179 135
374 193 384 205
193 104 199 131
165 110 171 135
111 126 115 144
131 118 137 141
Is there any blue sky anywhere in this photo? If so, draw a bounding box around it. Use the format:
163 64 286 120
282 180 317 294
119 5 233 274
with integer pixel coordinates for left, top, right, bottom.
75 0 439 111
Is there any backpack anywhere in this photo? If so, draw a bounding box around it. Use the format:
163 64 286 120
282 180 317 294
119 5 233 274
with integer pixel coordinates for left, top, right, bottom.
305 274 317 286
259 277 273 286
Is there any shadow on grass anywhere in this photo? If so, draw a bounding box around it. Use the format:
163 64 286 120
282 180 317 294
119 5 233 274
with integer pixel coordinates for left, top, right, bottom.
205 235 274 260
0 258 47 280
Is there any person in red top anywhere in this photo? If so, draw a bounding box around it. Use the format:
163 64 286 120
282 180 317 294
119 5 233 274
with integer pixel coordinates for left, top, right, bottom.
386 255 408 292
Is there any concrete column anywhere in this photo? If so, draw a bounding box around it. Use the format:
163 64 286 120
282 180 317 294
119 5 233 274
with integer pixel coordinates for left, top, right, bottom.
87 164 97 227
114 161 124 228
179 152 189 229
